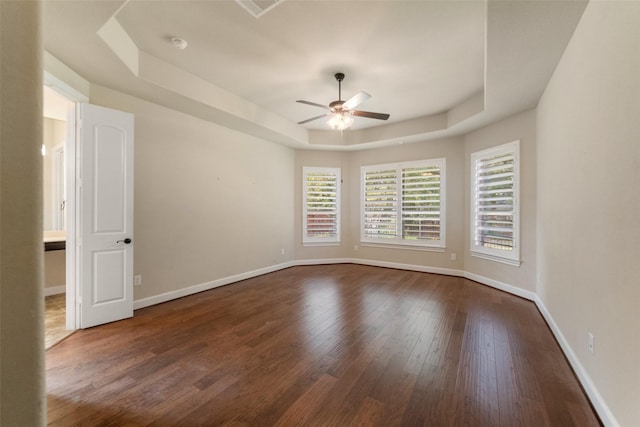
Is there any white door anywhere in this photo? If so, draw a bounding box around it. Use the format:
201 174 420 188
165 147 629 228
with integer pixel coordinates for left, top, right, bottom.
76 103 134 328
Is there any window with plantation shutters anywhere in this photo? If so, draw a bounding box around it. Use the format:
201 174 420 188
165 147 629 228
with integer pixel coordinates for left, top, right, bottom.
470 141 520 265
303 167 340 245
362 168 398 240
361 159 445 249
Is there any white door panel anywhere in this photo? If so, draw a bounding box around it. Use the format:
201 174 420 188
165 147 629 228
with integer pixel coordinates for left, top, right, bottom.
93 250 126 303
78 103 134 328
93 127 126 233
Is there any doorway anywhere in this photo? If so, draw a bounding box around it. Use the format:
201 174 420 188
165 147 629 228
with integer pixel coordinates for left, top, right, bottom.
42 78 135 337
43 85 74 348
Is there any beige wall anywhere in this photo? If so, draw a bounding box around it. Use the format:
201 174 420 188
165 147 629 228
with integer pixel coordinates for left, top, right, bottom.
348 138 466 270
537 2 640 426
295 138 466 270
43 119 68 293
42 118 66 231
464 109 537 292
0 1 45 425
42 118 54 231
35 3 639 425
294 150 351 260
296 126 541 283
345 138 464 270
89 85 296 301
44 250 66 290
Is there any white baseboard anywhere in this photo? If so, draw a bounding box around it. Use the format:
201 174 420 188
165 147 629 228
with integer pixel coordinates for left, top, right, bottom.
463 271 536 301
350 258 464 278
133 261 295 310
44 285 66 296
294 258 352 266
534 295 619 427
133 258 530 311
130 258 615 425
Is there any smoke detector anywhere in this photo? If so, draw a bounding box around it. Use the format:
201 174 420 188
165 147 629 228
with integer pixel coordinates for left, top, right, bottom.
171 37 188 50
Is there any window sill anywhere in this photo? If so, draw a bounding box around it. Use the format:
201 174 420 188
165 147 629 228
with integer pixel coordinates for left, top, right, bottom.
303 242 340 247
361 242 445 253
470 251 521 267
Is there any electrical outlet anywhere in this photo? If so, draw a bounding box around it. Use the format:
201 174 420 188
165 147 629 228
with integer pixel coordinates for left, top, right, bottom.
450 253 457 261
588 332 594 355
354 245 359 251
281 248 285 255
134 275 142 286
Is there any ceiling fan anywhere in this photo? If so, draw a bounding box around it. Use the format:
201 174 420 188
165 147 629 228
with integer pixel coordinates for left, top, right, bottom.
297 73 390 130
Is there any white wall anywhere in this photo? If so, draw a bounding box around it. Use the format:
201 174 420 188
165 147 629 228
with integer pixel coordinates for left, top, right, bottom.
89 85 296 301
537 2 640 426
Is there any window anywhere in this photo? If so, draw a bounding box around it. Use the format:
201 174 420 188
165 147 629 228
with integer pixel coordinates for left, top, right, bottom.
361 158 445 249
303 167 340 245
470 140 520 266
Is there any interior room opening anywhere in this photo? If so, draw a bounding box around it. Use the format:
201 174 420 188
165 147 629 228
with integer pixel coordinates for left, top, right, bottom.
43 85 74 349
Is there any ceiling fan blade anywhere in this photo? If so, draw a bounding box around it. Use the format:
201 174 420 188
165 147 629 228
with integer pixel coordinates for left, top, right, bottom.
296 100 331 110
342 91 371 110
352 110 390 120
298 113 331 125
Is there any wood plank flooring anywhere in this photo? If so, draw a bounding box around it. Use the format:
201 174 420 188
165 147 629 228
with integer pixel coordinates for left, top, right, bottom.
46 264 601 426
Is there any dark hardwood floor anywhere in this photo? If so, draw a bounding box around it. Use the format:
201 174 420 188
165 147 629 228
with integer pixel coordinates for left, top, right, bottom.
46 264 601 426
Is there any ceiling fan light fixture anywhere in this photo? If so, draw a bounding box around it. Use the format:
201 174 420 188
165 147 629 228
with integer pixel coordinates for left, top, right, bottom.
297 72 389 129
327 111 354 130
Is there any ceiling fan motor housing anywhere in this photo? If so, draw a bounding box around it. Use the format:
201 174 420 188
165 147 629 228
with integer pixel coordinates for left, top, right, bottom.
329 100 345 111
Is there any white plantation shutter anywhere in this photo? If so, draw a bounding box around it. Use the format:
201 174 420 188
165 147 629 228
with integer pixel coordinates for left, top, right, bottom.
471 141 520 264
362 159 445 248
402 164 442 241
303 167 340 244
363 168 398 240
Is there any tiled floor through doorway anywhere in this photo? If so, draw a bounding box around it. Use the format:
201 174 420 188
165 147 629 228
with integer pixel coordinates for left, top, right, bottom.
45 294 74 350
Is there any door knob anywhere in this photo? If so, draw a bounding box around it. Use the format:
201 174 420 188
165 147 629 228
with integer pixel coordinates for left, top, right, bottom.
117 238 132 244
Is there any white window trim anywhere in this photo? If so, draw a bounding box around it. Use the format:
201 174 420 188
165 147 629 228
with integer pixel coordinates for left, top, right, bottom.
470 140 520 265
303 166 341 246
360 158 446 249
361 242 446 253
470 251 521 267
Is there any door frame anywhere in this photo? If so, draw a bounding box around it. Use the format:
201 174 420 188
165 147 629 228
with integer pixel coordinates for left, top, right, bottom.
44 71 88 330
52 142 65 230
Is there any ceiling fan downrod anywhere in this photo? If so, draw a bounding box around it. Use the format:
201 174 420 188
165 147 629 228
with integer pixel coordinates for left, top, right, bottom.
335 73 345 102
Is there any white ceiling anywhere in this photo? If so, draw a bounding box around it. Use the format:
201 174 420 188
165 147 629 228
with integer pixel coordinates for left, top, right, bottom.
42 0 588 150
117 0 485 129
